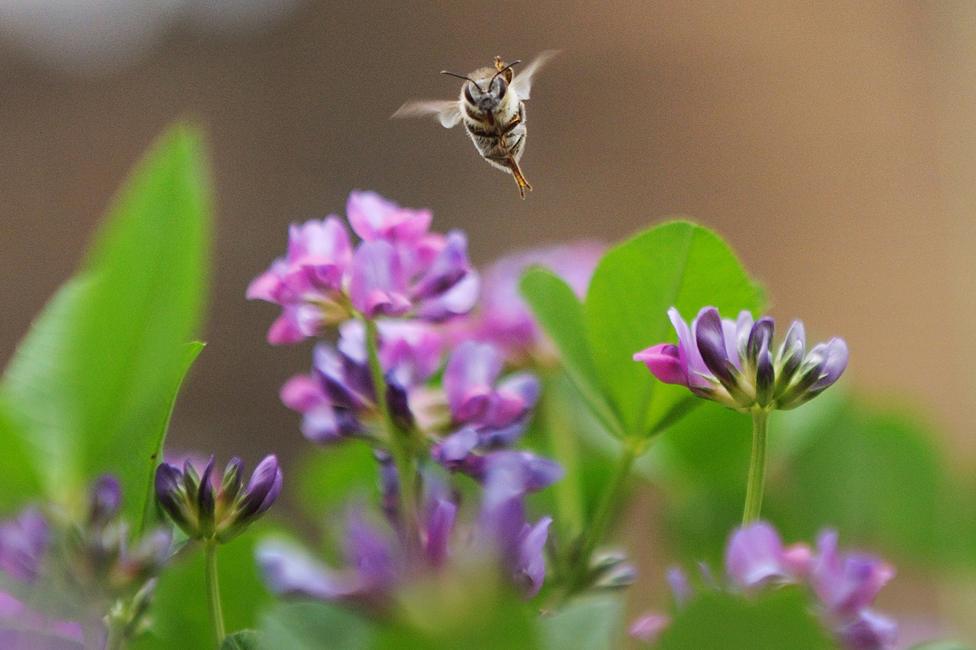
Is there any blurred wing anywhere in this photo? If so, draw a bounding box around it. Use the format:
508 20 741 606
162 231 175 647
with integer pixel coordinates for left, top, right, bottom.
511 50 560 101
392 100 463 128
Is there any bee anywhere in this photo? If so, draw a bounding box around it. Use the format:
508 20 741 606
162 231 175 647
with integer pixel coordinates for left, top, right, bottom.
393 51 558 199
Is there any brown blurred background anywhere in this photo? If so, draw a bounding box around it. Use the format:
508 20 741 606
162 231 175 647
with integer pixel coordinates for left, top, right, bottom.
4 1 973 459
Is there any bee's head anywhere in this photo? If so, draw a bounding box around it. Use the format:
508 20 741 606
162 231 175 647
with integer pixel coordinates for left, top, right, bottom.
442 59 522 113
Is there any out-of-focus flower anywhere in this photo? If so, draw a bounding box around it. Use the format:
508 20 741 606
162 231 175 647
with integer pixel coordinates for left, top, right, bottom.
155 455 281 543
634 307 848 411
248 192 478 344
0 508 48 583
0 591 85 650
633 522 896 649
456 241 604 363
629 612 670 645
432 342 545 480
281 320 441 444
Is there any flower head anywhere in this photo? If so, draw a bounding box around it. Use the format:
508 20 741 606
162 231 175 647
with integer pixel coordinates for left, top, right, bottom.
155 455 282 543
634 307 848 411
0 508 48 584
248 192 479 344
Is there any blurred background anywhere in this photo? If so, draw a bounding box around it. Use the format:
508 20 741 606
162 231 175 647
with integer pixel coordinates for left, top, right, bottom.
1 1 974 645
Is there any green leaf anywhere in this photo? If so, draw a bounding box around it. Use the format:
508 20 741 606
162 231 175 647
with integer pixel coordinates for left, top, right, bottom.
259 602 376 650
583 221 764 436
520 268 625 439
296 444 379 521
221 630 263 650
0 398 43 515
769 396 949 564
540 593 624 650
908 643 973 650
658 589 832 650
0 124 211 521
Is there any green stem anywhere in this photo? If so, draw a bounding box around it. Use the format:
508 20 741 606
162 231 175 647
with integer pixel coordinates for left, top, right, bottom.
742 409 770 523
104 622 124 650
363 317 419 544
205 542 226 647
567 441 638 594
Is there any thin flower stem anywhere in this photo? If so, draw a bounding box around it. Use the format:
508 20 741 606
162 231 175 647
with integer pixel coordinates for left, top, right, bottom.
742 409 770 523
104 622 124 650
205 541 226 647
363 317 419 544
566 441 639 595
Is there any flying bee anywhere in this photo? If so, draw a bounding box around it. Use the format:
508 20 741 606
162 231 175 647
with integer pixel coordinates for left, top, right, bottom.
393 51 558 199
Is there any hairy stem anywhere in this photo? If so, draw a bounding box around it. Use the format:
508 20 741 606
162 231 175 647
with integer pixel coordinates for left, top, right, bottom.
205 541 226 646
742 409 770 523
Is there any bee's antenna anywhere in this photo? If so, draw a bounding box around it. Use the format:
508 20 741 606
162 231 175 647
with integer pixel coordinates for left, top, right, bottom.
441 70 485 93
489 60 522 86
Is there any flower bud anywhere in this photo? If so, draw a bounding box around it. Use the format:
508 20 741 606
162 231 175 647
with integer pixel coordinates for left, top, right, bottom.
154 455 282 543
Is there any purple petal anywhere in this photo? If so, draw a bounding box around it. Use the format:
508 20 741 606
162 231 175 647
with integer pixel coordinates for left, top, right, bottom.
516 516 551 597
0 508 48 584
423 498 457 568
634 343 688 386
246 267 284 303
88 475 122 525
266 311 307 345
285 217 352 291
348 241 411 318
415 271 480 322
837 609 898 650
694 307 734 381
343 511 397 591
814 338 849 390
725 522 791 590
410 230 470 300
668 307 710 388
238 455 282 519
347 191 432 243
279 374 326 413
444 341 503 422
810 530 894 618
667 566 693 606
257 539 363 601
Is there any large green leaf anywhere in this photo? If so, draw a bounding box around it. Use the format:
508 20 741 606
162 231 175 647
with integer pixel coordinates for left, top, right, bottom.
658 589 832 650
583 221 764 436
259 602 376 650
0 124 211 521
0 398 43 515
520 268 625 439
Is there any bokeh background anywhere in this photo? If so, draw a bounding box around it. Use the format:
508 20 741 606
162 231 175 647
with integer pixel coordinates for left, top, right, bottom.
2 1 974 645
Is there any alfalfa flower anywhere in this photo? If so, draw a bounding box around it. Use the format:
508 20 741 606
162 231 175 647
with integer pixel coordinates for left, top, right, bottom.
154 455 282 543
633 306 848 412
248 191 479 344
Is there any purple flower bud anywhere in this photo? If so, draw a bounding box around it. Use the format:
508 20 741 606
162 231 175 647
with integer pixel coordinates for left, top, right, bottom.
836 609 897 650
0 508 48 584
725 522 794 591
629 612 670 645
156 455 282 543
635 307 848 412
88 475 122 526
667 566 693 606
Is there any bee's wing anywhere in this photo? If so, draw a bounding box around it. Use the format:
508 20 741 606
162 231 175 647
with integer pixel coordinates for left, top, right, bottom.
511 50 559 101
392 100 463 128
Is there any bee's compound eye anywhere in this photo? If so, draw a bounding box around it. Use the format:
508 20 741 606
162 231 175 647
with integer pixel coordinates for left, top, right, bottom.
463 83 477 105
494 76 508 97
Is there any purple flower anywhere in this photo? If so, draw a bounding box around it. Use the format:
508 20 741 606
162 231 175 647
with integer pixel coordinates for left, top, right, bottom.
0 592 85 650
248 192 479 344
453 241 604 363
0 508 48 584
247 217 354 344
725 521 802 590
634 307 848 411
155 455 282 543
810 531 895 620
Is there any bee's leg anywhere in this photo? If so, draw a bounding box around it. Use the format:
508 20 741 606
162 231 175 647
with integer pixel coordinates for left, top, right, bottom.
501 112 523 135
505 155 532 199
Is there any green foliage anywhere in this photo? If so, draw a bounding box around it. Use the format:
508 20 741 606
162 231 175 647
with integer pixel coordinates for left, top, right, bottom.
539 593 624 650
220 630 263 650
260 602 375 650
584 221 764 436
133 527 274 650
296 444 379 522
0 125 211 523
658 588 833 650
522 221 763 444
